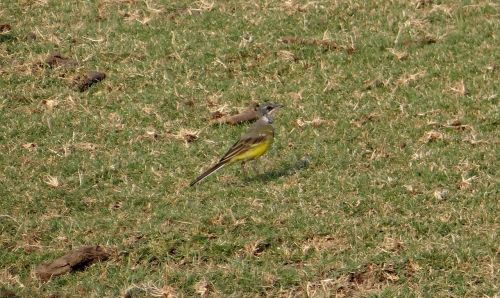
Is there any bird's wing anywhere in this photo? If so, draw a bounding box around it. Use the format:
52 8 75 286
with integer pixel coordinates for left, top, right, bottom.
218 133 268 164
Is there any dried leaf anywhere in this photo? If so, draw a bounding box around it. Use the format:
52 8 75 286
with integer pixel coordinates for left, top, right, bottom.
44 175 60 188
42 99 59 110
277 50 296 62
433 189 449 200
387 48 408 60
172 129 199 145
421 130 444 143
194 280 211 296
457 176 475 190
296 117 333 128
448 80 467 96
21 143 38 151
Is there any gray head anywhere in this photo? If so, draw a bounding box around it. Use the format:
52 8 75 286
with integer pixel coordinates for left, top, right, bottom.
256 103 282 124
256 103 282 120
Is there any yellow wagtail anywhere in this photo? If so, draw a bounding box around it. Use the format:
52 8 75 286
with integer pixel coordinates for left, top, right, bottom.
190 103 282 186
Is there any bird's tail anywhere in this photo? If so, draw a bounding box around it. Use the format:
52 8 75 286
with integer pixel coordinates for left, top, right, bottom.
190 161 228 187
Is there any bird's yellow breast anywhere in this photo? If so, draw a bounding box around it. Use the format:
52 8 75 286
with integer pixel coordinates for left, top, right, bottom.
231 138 272 162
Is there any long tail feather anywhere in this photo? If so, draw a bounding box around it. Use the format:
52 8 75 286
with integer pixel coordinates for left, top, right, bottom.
190 161 228 186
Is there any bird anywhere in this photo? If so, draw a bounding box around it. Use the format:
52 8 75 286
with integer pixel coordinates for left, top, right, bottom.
190 103 282 186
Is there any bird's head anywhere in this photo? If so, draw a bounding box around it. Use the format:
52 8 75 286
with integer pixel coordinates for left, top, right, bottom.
256 103 283 118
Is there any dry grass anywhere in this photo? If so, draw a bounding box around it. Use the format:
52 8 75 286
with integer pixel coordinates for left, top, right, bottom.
1 0 499 296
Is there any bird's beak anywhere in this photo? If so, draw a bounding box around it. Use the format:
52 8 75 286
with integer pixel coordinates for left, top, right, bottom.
267 104 282 116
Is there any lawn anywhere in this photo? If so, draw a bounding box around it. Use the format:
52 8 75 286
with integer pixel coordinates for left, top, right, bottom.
0 0 498 296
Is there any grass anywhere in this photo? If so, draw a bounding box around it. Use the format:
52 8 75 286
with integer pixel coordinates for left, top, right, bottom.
0 0 498 296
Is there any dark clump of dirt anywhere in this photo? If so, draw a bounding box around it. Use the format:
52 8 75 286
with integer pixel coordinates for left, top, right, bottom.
253 241 271 256
211 108 258 125
0 24 14 42
35 245 110 281
0 287 18 298
45 52 75 68
74 71 107 92
0 24 12 33
402 36 437 48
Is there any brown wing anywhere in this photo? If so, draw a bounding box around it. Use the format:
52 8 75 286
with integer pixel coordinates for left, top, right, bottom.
218 134 267 164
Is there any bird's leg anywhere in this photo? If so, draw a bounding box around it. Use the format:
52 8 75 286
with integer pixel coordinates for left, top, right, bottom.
241 161 247 177
252 159 260 175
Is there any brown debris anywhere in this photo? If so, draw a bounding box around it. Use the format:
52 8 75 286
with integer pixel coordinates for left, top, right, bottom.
415 0 433 9
448 80 467 96
245 240 271 257
433 188 449 200
305 262 410 296
74 71 106 92
351 113 379 128
123 283 176 298
21 143 38 151
211 108 258 125
382 237 405 252
363 79 385 90
421 130 445 143
170 128 199 145
180 131 198 143
457 176 475 190
277 50 297 62
387 48 408 60
35 246 110 281
348 263 398 287
74 142 98 152
302 235 347 254
445 119 472 131
209 110 227 120
280 36 355 53
0 24 12 33
45 53 75 68
402 36 438 48
0 287 18 298
296 117 333 128
42 99 59 110
194 280 212 296
44 175 61 188
396 70 426 86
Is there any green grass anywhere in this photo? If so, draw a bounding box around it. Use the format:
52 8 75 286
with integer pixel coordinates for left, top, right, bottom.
1 0 498 296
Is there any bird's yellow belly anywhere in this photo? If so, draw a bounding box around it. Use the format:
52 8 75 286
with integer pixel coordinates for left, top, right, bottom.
232 139 272 162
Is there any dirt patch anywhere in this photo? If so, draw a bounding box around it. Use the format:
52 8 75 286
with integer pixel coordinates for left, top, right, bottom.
44 53 76 68
0 24 12 33
74 71 107 92
0 287 18 298
306 261 419 297
211 108 258 125
35 246 110 281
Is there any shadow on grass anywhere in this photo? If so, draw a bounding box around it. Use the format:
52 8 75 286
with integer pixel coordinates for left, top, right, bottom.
0 34 15 43
247 156 311 183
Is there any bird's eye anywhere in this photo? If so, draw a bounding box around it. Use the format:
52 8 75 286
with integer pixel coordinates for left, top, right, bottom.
266 106 273 111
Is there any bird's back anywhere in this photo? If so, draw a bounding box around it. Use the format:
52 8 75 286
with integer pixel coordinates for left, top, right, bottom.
220 118 274 163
